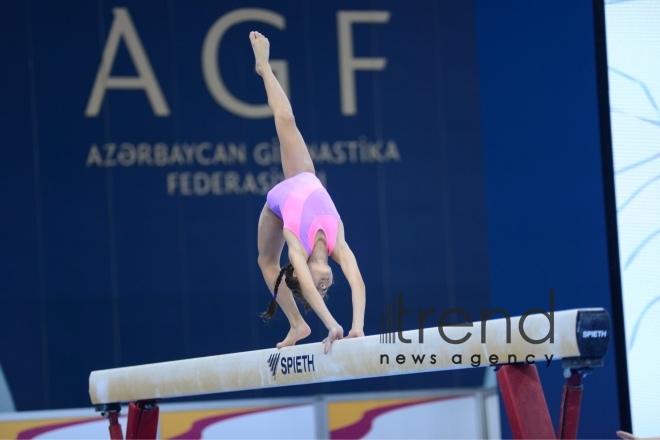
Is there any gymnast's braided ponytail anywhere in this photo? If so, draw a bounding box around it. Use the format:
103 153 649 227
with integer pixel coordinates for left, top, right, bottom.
260 264 291 322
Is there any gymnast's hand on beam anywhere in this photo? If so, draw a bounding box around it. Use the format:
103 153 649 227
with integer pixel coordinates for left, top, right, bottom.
346 327 365 338
322 325 344 354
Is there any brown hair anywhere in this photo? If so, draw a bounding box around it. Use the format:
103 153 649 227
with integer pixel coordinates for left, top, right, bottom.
261 263 323 322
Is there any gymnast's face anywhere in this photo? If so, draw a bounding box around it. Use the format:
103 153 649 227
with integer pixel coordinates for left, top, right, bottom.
308 261 333 297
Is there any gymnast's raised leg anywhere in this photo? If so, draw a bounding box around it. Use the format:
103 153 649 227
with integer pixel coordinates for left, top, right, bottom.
252 30 319 347
250 31 315 179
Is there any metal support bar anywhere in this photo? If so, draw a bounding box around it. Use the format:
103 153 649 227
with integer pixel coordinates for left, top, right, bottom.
558 368 590 439
98 403 123 440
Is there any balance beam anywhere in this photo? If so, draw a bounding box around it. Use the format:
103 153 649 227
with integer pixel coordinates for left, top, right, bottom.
89 308 609 405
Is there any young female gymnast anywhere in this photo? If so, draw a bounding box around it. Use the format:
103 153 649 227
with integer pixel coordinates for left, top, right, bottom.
251 31 366 354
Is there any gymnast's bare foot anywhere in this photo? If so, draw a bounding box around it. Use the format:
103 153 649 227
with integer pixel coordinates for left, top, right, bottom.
276 322 311 348
249 31 270 76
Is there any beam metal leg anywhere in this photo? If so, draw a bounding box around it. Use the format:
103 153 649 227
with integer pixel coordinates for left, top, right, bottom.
558 368 589 439
98 403 123 440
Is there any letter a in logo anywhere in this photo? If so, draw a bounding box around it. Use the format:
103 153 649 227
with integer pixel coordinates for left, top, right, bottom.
268 353 281 378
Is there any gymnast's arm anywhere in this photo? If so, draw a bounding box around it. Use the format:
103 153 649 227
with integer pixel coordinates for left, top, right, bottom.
283 229 344 344
331 222 366 338
286 244 340 327
284 232 344 353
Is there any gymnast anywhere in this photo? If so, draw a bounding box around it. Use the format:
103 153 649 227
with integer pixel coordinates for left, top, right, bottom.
251 31 366 354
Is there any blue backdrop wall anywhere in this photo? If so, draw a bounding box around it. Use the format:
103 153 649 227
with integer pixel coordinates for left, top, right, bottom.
475 1 621 438
0 0 621 437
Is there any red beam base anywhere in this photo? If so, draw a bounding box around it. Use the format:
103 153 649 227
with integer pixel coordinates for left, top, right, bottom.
126 400 160 440
497 364 556 439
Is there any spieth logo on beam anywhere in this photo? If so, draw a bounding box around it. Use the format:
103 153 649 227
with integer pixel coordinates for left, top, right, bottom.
267 353 316 379
582 330 607 338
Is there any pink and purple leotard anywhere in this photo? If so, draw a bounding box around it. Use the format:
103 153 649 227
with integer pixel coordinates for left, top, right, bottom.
266 172 340 255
